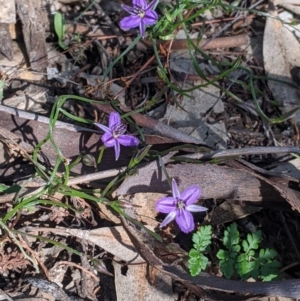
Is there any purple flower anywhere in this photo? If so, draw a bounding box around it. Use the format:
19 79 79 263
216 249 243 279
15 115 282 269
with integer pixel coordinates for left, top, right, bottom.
156 179 207 233
94 112 139 160
119 0 158 38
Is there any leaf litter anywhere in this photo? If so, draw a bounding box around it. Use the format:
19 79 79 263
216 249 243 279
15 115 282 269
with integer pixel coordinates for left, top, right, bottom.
0 0 300 300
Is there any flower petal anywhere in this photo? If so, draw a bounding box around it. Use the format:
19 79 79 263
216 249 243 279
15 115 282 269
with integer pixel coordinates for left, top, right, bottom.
180 185 201 205
176 209 195 233
121 4 136 14
139 21 146 37
171 179 180 200
160 211 177 228
143 10 158 26
94 123 111 133
114 141 121 160
146 0 159 11
186 204 207 212
156 197 177 213
120 15 141 30
133 0 147 9
109 112 121 129
101 132 116 147
117 134 139 146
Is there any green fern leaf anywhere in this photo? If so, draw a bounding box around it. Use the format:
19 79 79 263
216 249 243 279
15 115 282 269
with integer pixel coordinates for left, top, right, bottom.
231 244 241 253
247 231 262 250
248 260 260 279
235 260 252 280
223 223 240 250
216 249 228 260
242 239 249 253
260 273 280 281
258 248 277 262
188 253 209 276
219 258 235 279
235 256 261 280
236 251 262 280
248 249 255 257
260 260 280 281
192 225 212 252
242 231 262 253
189 248 200 258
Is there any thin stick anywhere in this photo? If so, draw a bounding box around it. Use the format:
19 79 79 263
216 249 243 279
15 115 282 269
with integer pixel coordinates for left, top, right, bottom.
57 261 99 281
0 104 97 133
181 146 300 160
17 234 50 280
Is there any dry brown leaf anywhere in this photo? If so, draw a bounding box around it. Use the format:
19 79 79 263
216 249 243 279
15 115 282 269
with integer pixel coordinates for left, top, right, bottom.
64 226 145 263
229 160 300 213
263 2 300 106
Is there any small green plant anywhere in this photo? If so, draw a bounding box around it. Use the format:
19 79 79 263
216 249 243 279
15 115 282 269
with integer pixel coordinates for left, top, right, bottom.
188 225 212 276
216 223 280 281
188 223 280 281
54 12 67 50
216 222 240 279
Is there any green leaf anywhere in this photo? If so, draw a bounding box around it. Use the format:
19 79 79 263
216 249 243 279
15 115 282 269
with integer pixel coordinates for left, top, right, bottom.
0 183 9 192
192 225 212 252
217 224 280 281
159 34 176 40
248 249 255 257
216 249 228 260
248 260 260 279
0 184 22 194
231 244 241 253
189 248 200 258
235 256 260 280
0 80 5 101
259 248 278 262
235 259 252 280
54 12 67 50
260 273 280 281
236 253 247 263
188 254 209 276
54 12 64 40
165 9 173 22
223 223 240 251
242 240 249 252
157 66 168 82
219 258 235 279
260 260 280 281
243 231 262 253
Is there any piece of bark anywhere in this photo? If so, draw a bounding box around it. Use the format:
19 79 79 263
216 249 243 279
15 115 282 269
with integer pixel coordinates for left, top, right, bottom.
0 24 13 60
16 0 47 72
161 265 300 299
116 160 297 210
142 34 250 51
228 160 300 213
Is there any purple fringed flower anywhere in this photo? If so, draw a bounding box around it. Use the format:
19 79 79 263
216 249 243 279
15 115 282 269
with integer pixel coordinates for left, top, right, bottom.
94 112 139 161
119 0 158 38
156 179 207 233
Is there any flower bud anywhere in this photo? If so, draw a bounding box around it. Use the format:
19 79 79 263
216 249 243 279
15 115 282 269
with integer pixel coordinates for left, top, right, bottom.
82 154 97 168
